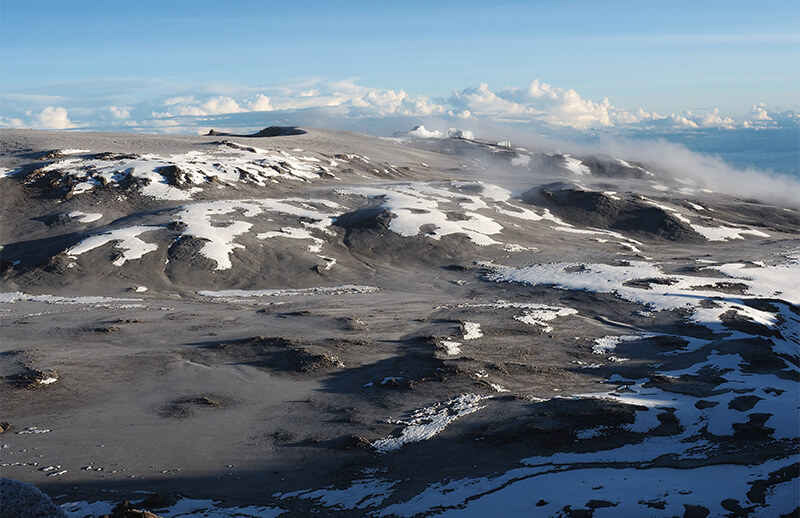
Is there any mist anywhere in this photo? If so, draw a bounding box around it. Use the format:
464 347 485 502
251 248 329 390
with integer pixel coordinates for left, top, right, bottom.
131 108 800 207
565 134 800 208
390 116 800 208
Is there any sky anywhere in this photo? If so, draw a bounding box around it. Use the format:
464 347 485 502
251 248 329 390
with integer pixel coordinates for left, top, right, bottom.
1 0 799 174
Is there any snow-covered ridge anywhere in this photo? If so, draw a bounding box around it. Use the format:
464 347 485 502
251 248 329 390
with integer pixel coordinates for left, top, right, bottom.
23 142 341 200
64 198 339 271
638 196 770 241
57 181 694 274
561 155 591 176
338 181 563 246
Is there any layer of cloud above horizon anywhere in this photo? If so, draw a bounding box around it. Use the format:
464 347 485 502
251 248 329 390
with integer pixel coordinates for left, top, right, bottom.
2 79 798 137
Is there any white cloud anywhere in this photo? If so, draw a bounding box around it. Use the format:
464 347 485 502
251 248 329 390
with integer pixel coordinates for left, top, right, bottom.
695 108 735 129
149 81 446 121
0 106 76 129
33 106 74 129
444 81 799 132
447 81 616 129
167 96 246 116
450 83 533 117
0 116 25 128
4 79 795 135
749 102 772 121
163 96 197 107
109 106 131 119
246 94 272 112
266 81 445 116
664 112 699 129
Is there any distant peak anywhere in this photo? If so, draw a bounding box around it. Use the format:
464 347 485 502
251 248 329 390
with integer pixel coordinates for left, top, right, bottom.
205 126 306 138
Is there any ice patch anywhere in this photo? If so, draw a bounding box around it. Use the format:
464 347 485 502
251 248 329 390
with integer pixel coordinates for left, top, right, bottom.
56 148 90 155
337 181 568 246
198 285 380 298
575 427 603 439
640 196 769 241
278 478 394 511
592 334 648 355
1 167 24 177
176 198 337 270
690 224 770 241
0 292 140 304
485 259 792 336
67 225 160 266
62 498 284 518
342 183 504 246
501 243 530 252
714 260 800 304
496 204 566 224
17 427 50 434
513 305 578 333
68 211 102 223
488 382 509 393
380 460 799 518
439 340 462 356
623 408 664 433
462 322 483 340
28 143 332 201
372 394 489 453
561 155 590 176
551 225 643 247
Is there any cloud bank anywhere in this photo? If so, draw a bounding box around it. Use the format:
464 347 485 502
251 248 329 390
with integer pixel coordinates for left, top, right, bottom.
2 79 797 135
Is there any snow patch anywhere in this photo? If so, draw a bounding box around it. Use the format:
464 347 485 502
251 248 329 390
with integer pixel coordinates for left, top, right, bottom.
0 292 140 304
462 322 483 340
62 498 284 518
30 143 332 201
67 225 160 266
439 340 462 356
592 335 648 355
513 305 578 333
690 224 770 241
68 211 102 223
372 394 489 453
198 285 380 298
561 155 590 176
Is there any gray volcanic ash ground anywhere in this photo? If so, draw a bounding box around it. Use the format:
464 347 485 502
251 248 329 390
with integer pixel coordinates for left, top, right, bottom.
0 127 798 517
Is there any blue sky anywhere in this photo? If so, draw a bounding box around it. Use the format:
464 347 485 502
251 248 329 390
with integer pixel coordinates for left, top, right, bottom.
1 0 799 143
